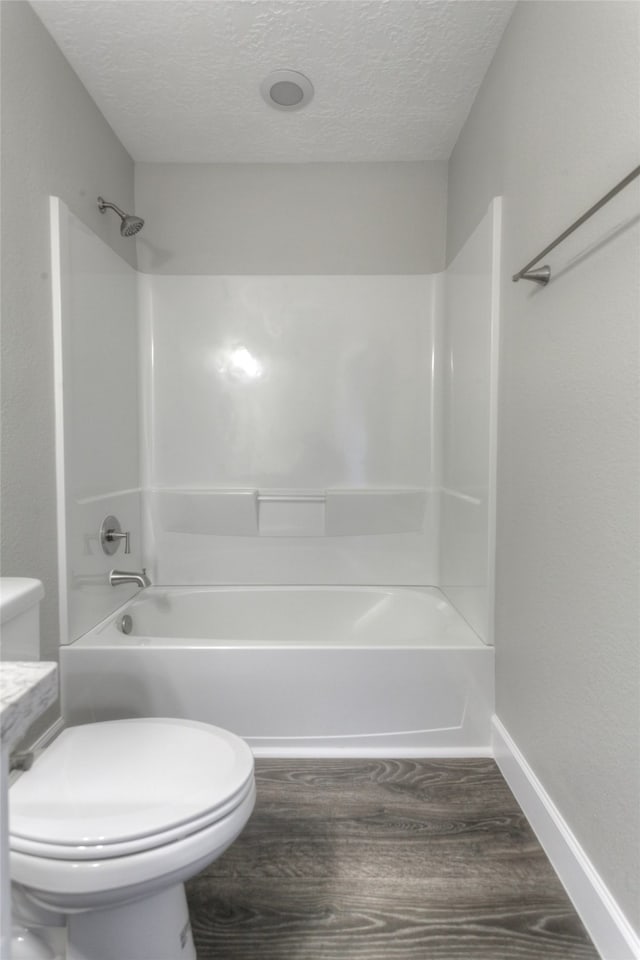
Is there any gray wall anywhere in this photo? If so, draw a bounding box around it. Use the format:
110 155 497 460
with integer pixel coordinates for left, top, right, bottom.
0 1 135 674
448 0 639 930
135 161 447 275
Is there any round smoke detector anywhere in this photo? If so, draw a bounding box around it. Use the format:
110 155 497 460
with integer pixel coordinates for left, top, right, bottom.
261 70 314 111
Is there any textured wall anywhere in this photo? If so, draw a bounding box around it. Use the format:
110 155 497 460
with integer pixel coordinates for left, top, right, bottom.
0 2 135 673
447 0 640 931
134 162 447 274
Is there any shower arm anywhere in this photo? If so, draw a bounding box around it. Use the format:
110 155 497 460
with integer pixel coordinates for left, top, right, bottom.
97 197 126 218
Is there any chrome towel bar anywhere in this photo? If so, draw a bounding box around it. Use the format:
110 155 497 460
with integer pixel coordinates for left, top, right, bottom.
513 164 640 286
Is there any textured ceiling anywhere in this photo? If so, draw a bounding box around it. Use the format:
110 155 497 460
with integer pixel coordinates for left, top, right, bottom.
31 0 515 163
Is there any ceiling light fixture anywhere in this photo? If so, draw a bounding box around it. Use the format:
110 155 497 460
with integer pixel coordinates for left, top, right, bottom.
260 70 314 111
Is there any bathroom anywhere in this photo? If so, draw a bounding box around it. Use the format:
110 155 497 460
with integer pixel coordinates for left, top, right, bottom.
0 1 638 958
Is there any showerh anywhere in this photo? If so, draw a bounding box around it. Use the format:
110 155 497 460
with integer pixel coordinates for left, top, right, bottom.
97 196 144 237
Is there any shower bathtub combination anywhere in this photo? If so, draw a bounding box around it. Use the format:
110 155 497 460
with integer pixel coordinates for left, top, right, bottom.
61 585 494 756
52 195 500 758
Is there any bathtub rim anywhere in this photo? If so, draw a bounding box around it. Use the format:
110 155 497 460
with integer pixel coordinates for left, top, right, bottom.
70 584 487 650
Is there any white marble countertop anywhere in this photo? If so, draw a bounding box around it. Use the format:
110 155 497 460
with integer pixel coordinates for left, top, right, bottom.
0 662 58 751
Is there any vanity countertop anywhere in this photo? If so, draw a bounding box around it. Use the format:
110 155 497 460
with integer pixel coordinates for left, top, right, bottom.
0 662 58 751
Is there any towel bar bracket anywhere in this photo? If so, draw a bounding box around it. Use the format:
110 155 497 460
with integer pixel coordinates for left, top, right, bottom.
519 266 551 286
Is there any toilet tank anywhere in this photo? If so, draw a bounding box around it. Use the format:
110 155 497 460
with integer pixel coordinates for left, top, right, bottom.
0 578 44 660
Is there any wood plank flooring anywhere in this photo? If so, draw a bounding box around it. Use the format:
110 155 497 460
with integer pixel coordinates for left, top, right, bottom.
186 759 599 959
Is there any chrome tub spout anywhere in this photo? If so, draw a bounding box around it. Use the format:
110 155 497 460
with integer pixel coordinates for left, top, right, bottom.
109 569 151 588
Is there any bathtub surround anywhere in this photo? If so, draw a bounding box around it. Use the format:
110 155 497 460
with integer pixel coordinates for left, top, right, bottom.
50 199 143 643
0 2 136 671
447 0 640 949
142 273 441 586
135 161 498 598
52 162 499 609
51 167 498 769
136 162 449 588
53 193 497 755
440 201 501 643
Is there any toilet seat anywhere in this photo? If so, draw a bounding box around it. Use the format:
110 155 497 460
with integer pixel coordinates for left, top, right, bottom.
10 717 254 860
10 781 256 912
11 775 255 860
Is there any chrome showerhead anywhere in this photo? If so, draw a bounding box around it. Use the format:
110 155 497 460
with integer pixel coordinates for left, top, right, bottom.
97 197 144 237
120 214 145 237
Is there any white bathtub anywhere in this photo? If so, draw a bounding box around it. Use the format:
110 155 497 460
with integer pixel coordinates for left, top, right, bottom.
61 586 494 756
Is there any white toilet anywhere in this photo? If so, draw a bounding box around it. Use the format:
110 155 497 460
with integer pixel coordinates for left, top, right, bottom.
6 583 256 960
10 717 255 960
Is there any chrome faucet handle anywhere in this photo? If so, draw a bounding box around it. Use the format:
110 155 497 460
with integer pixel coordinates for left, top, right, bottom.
100 515 131 555
106 529 131 554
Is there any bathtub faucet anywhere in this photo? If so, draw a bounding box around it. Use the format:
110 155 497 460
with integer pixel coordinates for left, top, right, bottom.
109 568 151 588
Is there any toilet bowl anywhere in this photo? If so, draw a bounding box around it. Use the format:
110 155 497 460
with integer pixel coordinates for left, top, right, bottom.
9 717 255 960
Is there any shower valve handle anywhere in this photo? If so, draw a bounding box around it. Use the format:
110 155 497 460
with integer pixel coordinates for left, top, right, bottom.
100 515 131 555
106 529 131 554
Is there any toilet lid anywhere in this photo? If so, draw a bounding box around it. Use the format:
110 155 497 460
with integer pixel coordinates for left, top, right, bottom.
9 718 254 853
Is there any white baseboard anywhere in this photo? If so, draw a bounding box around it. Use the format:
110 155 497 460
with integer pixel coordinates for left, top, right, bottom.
251 745 493 758
492 716 639 960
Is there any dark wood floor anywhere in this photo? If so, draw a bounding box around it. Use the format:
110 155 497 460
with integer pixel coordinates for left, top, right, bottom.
186 759 599 959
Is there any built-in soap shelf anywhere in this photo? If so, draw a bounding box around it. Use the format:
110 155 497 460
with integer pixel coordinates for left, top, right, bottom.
152 488 428 538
